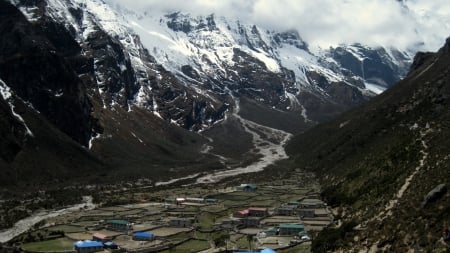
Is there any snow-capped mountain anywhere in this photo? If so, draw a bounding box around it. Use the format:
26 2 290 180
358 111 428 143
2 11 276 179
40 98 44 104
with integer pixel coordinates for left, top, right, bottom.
80 1 414 125
10 0 412 131
0 0 416 186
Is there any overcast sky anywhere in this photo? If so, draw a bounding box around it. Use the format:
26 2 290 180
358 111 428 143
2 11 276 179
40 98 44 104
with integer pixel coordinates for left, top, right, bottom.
107 0 450 52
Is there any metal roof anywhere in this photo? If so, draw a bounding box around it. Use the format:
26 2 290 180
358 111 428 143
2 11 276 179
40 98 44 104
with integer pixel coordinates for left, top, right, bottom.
133 232 154 238
279 224 304 229
74 240 103 248
266 227 278 232
261 249 276 253
109 219 128 225
235 209 249 215
92 233 109 239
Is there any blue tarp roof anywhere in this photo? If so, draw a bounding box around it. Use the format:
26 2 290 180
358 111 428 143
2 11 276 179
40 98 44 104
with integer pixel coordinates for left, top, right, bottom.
261 249 276 253
133 232 154 238
74 240 103 248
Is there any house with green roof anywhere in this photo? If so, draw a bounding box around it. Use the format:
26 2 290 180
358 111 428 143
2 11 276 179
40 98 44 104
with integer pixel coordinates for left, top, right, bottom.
278 224 305 236
107 219 131 231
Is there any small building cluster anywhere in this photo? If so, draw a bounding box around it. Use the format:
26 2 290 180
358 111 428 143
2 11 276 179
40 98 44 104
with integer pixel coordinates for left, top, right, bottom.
232 207 269 227
273 198 329 222
68 183 331 253
169 217 194 227
74 221 156 253
217 193 331 251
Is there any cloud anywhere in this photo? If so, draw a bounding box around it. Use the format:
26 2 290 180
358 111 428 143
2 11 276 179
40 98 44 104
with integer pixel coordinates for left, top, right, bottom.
106 0 450 52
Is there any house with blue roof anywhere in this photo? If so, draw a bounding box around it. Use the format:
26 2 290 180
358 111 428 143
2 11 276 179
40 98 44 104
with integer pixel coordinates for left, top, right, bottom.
132 231 154 241
260 249 276 253
74 240 103 253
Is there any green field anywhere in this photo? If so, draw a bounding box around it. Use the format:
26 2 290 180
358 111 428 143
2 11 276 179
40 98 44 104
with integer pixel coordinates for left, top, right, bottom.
21 238 75 252
200 204 226 213
48 225 85 233
196 212 216 229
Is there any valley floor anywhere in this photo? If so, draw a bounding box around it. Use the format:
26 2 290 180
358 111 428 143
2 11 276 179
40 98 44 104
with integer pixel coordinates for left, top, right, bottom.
1 170 329 253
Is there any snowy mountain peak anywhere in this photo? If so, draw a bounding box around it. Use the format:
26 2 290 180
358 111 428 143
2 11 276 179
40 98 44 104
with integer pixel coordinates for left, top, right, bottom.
9 0 413 132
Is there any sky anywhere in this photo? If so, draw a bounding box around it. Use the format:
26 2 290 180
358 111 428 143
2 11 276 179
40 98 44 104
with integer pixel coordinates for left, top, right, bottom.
107 0 450 52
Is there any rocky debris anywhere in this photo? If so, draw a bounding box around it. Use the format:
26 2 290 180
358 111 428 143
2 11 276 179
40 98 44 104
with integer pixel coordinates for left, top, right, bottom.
421 184 447 208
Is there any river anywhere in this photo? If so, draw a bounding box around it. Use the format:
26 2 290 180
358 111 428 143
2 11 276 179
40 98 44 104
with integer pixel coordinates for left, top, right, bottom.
156 96 292 185
0 196 95 243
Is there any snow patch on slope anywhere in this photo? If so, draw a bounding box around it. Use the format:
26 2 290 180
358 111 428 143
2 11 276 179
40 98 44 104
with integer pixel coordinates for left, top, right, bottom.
365 83 385 95
0 79 34 137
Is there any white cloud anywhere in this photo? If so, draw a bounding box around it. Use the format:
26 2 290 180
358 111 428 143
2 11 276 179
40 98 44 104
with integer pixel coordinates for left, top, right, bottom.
106 0 450 52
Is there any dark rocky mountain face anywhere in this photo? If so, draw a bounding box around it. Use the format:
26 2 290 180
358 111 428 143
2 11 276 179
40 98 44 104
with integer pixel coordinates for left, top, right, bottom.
286 38 450 252
0 1 97 146
0 0 219 187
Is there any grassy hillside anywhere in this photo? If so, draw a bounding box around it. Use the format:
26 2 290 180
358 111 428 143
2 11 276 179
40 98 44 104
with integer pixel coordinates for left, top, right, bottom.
286 39 450 252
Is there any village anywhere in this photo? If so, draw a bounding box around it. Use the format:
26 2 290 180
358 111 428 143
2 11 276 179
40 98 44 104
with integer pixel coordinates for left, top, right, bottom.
7 173 332 253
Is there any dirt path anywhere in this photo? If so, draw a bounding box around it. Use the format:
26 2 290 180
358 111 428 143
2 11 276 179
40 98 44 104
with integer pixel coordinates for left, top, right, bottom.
374 126 431 221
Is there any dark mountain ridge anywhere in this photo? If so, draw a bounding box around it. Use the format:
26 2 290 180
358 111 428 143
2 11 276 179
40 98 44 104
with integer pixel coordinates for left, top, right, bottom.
0 0 218 188
286 38 450 252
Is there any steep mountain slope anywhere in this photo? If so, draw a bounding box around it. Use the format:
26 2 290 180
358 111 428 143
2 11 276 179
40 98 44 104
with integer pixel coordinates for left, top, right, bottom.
286 39 450 252
0 0 218 187
0 1 106 186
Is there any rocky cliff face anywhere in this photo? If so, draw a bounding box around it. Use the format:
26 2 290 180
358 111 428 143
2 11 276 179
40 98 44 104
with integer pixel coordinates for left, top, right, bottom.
0 1 97 146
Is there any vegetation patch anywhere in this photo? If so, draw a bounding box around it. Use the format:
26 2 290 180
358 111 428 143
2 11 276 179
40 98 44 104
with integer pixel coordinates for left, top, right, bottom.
21 238 75 252
161 239 210 253
48 225 84 233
